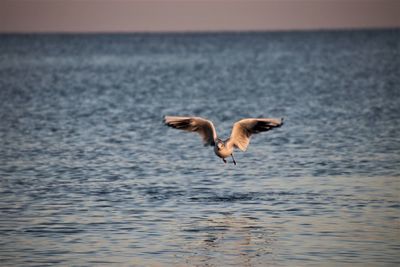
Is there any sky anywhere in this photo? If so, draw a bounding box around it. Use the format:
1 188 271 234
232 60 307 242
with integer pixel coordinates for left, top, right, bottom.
0 0 399 33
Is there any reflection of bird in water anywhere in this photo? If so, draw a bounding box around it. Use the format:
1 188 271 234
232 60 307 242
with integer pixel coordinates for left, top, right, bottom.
164 116 284 165
185 215 275 267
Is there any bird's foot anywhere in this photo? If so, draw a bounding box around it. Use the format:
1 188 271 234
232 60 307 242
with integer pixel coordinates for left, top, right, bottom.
222 158 227 164
232 159 236 165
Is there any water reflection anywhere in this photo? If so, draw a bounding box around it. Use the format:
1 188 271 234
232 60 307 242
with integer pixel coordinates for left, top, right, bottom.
183 215 276 267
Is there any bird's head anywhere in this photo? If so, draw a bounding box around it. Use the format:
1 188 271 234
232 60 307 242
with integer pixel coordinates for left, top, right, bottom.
216 139 224 150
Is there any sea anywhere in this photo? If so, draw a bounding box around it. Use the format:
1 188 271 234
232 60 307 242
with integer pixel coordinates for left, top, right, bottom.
0 29 399 266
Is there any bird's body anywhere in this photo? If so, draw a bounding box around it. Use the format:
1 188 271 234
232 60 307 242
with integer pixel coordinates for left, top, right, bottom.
214 139 233 159
164 116 283 165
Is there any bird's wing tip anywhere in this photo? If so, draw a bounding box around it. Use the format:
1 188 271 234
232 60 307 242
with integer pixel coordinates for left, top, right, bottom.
163 115 172 125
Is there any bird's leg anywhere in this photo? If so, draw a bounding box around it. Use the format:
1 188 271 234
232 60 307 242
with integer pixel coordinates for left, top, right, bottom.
222 158 227 164
231 154 237 165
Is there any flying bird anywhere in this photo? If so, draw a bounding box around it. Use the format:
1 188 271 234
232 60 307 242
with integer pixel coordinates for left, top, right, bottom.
163 116 283 165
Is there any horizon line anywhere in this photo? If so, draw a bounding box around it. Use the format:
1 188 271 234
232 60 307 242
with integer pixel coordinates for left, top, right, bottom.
1 26 399 35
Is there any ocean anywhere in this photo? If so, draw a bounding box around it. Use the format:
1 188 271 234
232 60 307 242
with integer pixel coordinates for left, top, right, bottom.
0 30 399 266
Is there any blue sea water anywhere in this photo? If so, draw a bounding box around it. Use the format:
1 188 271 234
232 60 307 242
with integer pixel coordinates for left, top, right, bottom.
0 30 399 266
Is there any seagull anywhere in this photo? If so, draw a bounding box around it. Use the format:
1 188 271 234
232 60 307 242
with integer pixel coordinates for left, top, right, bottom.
163 116 284 165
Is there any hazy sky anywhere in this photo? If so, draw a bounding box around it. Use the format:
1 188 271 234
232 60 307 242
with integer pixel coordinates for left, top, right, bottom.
1 0 399 32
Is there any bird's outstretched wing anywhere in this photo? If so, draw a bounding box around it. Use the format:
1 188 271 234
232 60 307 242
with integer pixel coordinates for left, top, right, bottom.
164 116 217 146
227 118 283 151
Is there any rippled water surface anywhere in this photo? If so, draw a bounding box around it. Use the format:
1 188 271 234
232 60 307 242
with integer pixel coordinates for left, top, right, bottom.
1 30 399 266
